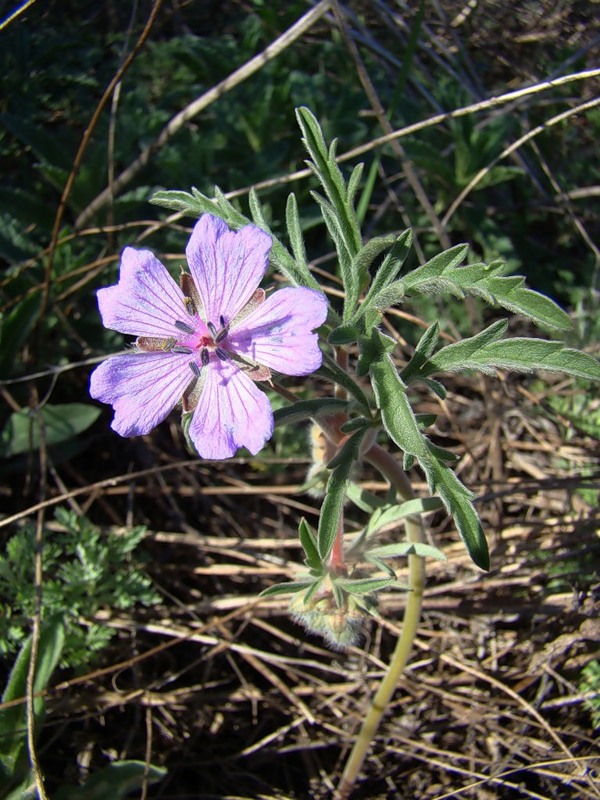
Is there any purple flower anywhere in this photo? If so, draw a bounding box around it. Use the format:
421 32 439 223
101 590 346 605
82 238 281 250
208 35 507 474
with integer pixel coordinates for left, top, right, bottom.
90 214 328 459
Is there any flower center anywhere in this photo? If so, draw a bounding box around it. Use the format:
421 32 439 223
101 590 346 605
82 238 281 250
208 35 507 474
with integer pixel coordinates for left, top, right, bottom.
172 316 231 377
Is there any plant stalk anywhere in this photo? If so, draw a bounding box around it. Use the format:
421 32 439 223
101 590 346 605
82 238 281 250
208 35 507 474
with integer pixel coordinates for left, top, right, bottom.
335 443 426 799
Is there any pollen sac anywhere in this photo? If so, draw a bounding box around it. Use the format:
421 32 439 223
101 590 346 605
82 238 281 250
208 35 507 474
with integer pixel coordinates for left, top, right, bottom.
174 320 195 336
183 296 196 316
207 321 218 339
215 324 229 344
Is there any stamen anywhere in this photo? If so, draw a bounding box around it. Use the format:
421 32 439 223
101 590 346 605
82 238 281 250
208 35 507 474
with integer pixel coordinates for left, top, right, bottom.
201 348 210 367
161 337 177 352
172 345 193 354
184 297 196 316
215 347 229 361
207 321 218 338
215 325 229 344
175 320 195 335
220 315 226 328
189 361 201 377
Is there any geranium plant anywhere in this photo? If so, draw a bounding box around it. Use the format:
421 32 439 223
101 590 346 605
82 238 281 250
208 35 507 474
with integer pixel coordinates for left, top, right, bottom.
91 107 600 798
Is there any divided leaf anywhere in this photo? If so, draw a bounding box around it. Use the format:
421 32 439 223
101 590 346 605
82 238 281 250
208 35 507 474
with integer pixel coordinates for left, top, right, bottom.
370 245 572 332
370 355 489 569
403 320 600 383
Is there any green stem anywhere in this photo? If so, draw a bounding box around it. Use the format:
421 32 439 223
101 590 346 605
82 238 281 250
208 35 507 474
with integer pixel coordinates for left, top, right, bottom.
335 443 426 799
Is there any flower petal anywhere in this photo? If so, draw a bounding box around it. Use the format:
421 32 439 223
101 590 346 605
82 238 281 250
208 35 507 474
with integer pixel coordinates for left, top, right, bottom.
98 248 187 337
185 214 272 326
187 359 273 459
90 351 193 437
230 287 327 375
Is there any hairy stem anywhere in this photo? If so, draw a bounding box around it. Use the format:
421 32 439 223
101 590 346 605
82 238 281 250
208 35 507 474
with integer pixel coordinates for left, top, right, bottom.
336 443 426 799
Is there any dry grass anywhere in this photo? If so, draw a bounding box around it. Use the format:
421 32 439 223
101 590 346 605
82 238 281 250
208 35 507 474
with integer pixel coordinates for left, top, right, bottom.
37 365 600 799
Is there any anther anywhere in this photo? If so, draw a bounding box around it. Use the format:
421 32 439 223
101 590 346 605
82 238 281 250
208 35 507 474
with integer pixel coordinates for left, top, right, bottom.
189 361 201 377
174 320 195 335
207 321 218 338
184 297 196 316
172 345 193 354
161 337 176 352
215 347 229 361
215 325 229 344
201 348 210 367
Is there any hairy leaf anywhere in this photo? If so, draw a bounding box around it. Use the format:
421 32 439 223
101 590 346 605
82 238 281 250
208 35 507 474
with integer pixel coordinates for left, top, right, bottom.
395 257 572 331
367 541 447 561
371 355 489 569
318 430 368 561
273 398 348 427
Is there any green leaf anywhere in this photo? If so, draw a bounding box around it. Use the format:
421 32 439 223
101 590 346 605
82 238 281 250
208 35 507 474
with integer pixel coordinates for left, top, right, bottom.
314 195 358 318
0 113 73 172
0 618 65 770
259 580 314 598
427 442 460 463
339 417 373 434
395 255 572 332
402 244 470 288
414 322 441 358
371 357 430 459
346 483 389 513
365 497 443 536
402 319 507 382
350 229 413 326
318 430 368 561
295 107 363 316
273 398 348 427
248 188 271 230
398 322 442 382
150 189 210 216
425 457 489 570
415 413 438 429
0 404 101 458
296 107 361 251
371 355 489 569
367 541 447 561
335 576 398 594
357 327 397 378
409 325 600 383
352 233 399 293
423 378 447 400
298 519 322 571
285 193 309 278
369 281 407 312
2 773 37 800
347 162 365 210
328 324 362 345
53 760 166 800
0 291 42 380
318 353 371 411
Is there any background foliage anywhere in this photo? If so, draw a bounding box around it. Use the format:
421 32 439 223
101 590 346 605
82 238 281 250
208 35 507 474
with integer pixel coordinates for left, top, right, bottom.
0 1 598 798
